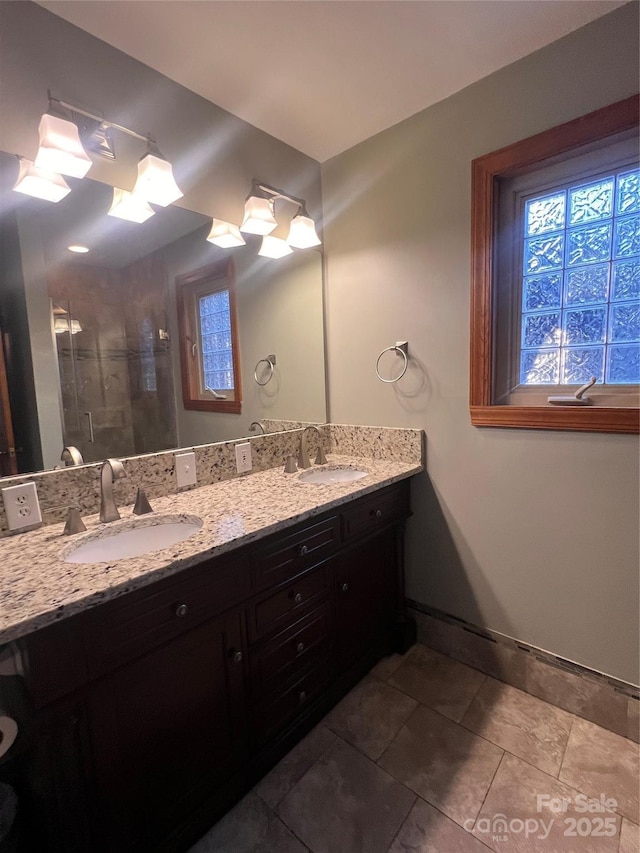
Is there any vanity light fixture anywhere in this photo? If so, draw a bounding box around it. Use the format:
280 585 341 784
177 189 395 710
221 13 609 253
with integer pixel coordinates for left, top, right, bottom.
54 317 83 335
251 182 321 248
216 180 321 258
286 210 321 248
20 93 183 211
132 140 183 207
206 219 246 248
108 188 155 223
258 235 294 259
240 190 278 236
34 111 92 178
12 158 71 202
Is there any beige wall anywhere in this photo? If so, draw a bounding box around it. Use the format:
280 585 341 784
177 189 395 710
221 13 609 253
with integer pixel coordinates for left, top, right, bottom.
322 3 640 684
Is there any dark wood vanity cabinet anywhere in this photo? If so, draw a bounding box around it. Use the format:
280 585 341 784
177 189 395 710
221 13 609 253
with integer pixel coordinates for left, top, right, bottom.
335 531 395 671
17 479 412 853
86 609 247 852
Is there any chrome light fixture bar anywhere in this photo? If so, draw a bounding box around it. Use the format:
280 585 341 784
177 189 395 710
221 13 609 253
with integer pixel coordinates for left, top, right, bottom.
16 93 183 212
49 94 151 146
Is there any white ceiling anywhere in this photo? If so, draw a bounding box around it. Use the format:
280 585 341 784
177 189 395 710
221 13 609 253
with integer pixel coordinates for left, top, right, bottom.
38 0 627 163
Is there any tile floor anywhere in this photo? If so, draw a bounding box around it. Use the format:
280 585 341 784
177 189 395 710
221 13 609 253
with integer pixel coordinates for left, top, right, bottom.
189 643 640 853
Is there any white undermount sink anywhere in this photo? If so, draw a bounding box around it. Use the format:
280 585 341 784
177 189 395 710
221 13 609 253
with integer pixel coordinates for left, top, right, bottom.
298 466 368 485
63 515 203 564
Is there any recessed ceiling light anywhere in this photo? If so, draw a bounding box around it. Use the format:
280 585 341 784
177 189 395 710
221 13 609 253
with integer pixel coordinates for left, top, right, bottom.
68 244 89 254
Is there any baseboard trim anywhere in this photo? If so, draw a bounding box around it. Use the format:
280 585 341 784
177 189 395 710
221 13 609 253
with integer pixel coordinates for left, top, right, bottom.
406 599 639 743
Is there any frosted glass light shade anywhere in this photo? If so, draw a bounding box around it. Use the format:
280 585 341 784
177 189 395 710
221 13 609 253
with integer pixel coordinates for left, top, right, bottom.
206 219 246 248
34 114 92 178
108 188 155 223
132 153 183 207
258 235 293 259
13 159 71 202
287 214 321 248
54 317 82 335
240 196 278 235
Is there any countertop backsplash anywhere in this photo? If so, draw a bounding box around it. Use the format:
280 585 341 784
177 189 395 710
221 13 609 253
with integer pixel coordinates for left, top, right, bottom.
0 424 424 536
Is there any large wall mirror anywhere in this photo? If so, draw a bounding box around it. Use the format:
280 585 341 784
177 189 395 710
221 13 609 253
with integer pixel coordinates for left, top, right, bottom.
0 152 327 475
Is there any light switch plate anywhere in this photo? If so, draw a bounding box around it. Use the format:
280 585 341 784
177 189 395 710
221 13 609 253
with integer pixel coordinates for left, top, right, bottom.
2 482 43 532
235 442 252 474
175 451 197 487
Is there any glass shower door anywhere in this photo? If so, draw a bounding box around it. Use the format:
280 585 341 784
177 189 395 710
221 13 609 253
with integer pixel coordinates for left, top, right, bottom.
54 299 137 464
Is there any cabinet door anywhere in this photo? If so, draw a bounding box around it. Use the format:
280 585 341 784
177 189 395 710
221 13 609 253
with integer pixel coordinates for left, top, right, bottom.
87 609 246 852
335 530 395 672
20 699 94 853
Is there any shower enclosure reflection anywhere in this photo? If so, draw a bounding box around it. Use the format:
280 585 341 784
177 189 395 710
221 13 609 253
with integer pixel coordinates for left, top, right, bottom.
53 290 176 464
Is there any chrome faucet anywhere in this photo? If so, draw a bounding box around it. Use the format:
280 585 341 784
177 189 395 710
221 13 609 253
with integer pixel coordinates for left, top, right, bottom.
297 426 328 470
99 458 127 523
61 446 84 466
249 421 265 435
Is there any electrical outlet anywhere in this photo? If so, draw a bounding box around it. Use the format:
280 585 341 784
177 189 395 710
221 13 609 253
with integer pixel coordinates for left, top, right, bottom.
2 482 43 532
175 451 197 487
235 442 252 474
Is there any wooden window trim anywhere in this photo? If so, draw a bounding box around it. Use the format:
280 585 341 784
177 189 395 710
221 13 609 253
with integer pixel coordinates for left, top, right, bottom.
470 95 640 435
176 259 242 414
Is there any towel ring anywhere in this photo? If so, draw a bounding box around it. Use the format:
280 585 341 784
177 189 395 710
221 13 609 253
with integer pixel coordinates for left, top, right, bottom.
254 354 276 386
375 341 409 384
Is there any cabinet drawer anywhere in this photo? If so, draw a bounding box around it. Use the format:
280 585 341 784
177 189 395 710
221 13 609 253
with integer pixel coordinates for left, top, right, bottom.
83 554 250 676
253 657 333 743
251 516 340 591
341 482 409 541
250 604 331 697
250 561 331 642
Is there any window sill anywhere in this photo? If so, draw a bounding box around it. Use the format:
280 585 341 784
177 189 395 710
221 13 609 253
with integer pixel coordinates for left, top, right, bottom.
470 404 639 434
183 399 242 415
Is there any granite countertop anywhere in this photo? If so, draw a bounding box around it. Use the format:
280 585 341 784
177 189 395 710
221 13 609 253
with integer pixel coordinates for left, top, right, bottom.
0 455 422 645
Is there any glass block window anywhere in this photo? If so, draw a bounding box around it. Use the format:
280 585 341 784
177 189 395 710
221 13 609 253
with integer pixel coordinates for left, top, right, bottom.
176 258 241 413
198 289 235 391
520 167 640 385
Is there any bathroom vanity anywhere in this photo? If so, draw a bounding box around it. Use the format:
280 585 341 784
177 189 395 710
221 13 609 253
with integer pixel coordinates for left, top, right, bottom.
2 460 418 852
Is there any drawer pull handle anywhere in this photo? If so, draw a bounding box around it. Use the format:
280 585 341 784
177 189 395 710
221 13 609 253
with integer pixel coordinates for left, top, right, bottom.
299 690 307 704
341 582 349 593
373 509 383 519
175 603 189 618
294 592 303 605
229 649 243 664
298 544 309 556
296 642 305 654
